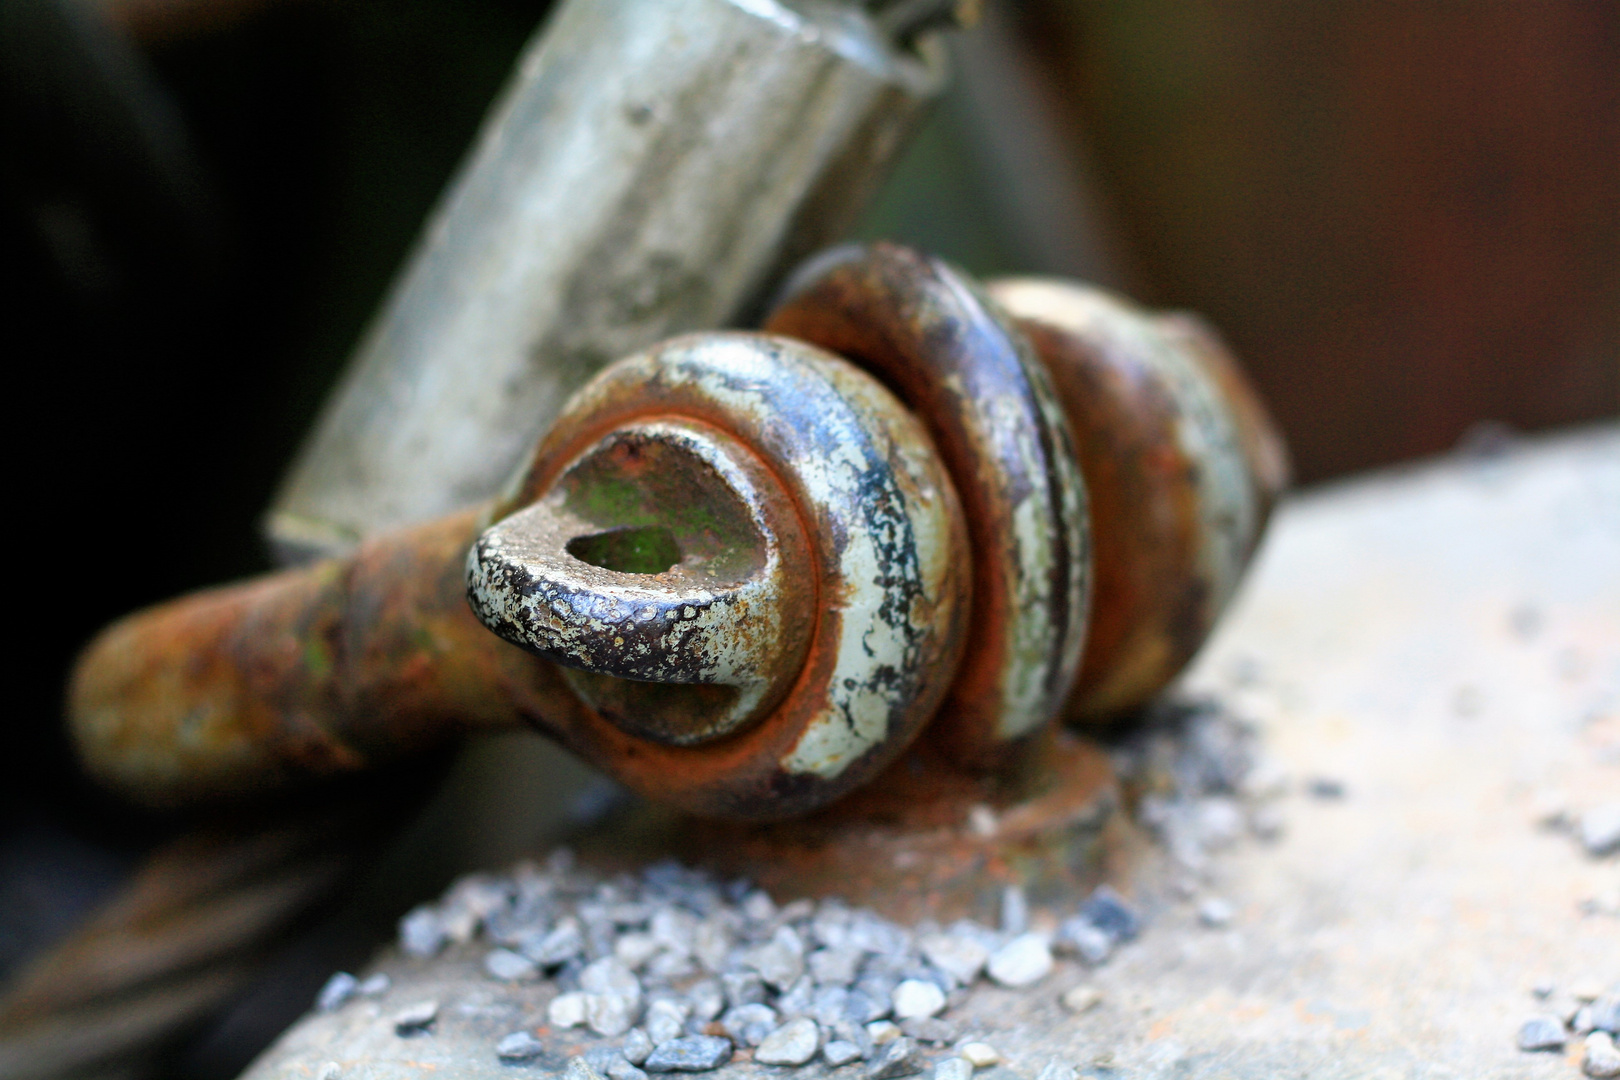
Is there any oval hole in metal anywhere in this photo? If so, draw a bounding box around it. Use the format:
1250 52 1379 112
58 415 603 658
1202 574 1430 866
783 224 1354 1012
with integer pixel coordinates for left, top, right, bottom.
565 525 681 575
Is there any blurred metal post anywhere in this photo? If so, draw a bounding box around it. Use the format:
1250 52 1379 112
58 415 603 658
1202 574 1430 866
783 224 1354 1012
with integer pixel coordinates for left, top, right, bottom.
266 0 947 561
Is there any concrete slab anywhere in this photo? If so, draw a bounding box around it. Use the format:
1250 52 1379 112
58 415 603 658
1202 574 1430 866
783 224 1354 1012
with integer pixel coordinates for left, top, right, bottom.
240 425 1620 1080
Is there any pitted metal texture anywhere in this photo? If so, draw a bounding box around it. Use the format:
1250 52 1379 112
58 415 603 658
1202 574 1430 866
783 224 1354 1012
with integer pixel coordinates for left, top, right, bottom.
468 419 813 745
65 243 1287 827
764 243 1091 767
476 331 971 817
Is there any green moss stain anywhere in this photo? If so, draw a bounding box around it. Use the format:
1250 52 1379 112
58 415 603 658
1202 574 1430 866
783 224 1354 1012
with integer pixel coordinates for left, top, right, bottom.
567 526 682 575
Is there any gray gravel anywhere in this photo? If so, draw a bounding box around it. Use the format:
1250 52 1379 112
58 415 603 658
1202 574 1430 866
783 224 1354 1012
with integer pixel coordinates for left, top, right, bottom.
497 1031 545 1062
643 1036 733 1072
486 948 539 982
754 1018 820 1066
865 1037 920 1079
986 935 1052 988
1197 898 1235 928
1517 1014 1568 1052
1582 804 1620 857
1587 1032 1620 1078
621 1028 654 1065
823 1040 862 1066
393 1000 439 1036
316 972 359 1013
351 696 1292 1076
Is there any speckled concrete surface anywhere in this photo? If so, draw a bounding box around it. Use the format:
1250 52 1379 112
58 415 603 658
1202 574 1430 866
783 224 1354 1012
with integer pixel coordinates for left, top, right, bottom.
241 425 1620 1080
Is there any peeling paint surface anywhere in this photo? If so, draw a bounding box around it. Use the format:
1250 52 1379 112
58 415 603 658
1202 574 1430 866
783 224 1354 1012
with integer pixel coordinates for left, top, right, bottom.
469 420 810 745
766 243 1090 764
480 331 969 816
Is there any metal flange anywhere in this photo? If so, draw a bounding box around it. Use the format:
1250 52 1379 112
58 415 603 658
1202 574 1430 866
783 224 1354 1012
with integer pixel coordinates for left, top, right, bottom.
988 279 1290 721
765 243 1091 766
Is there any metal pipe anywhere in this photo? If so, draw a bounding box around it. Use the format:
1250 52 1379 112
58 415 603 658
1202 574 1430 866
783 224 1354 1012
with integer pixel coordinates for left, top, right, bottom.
265 0 948 563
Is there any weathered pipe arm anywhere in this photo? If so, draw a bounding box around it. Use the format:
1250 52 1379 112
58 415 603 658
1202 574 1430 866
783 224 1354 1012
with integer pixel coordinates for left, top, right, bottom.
265 0 954 563
69 244 1287 823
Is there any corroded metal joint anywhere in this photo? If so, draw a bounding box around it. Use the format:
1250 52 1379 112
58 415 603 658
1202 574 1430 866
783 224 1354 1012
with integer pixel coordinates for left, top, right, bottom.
466 332 968 816
67 242 1286 822
468 418 816 746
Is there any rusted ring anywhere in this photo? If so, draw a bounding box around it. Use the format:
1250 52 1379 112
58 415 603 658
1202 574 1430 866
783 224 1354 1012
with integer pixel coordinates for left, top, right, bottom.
765 243 1090 765
469 331 969 819
469 418 815 746
987 278 1289 721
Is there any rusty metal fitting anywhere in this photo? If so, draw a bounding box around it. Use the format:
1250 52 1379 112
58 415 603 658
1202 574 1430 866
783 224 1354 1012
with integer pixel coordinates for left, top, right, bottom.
68 243 1286 824
986 278 1290 721
70 331 969 820
467 332 970 816
764 243 1091 768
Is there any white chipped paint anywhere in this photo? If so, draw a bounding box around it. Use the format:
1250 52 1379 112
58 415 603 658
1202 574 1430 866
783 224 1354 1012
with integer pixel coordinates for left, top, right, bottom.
777 364 953 777
469 419 794 740
970 335 1090 742
476 333 961 778
644 336 952 779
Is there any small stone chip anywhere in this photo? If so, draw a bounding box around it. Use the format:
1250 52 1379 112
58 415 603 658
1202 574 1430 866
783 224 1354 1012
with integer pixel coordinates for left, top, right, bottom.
582 958 644 1005
1306 777 1346 800
755 1018 821 1066
686 979 726 1023
721 970 766 1008
745 927 807 991
587 993 641 1038
933 1058 972 1080
1057 919 1113 965
393 1000 439 1036
1036 1062 1077 1080
900 1018 955 1046
1197 898 1235 928
616 933 662 970
866 1036 921 1079
622 1029 655 1066
919 935 989 985
1591 996 1620 1035
496 1031 545 1062
824 1040 862 1067
987 934 1053 988
892 980 946 1020
866 1020 902 1045
776 976 816 1019
644 1000 689 1045
721 1003 777 1046
958 1042 1000 1068
1060 984 1103 1014
524 919 586 967
1585 1032 1620 1078
1078 887 1141 943
810 947 864 988
1518 1014 1568 1052
643 1035 734 1073
486 948 539 982
607 1059 649 1080
316 972 358 1013
399 907 446 958
1580 803 1620 857
566 1057 608 1080
550 991 589 1029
